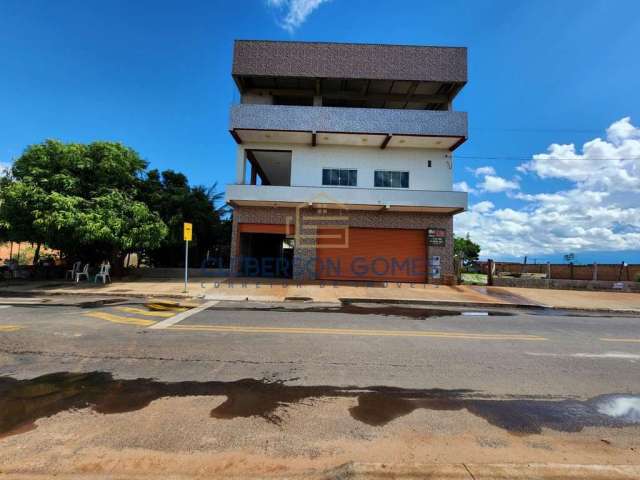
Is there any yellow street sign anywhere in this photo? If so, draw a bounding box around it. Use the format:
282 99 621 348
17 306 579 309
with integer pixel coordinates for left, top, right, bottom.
183 222 193 241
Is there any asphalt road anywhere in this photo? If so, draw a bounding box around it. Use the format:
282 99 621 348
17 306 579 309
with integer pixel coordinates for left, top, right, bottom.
0 296 639 477
1 298 638 396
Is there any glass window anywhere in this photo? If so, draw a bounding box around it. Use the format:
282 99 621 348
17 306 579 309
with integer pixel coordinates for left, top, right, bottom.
322 169 357 186
374 171 384 187
322 169 330 185
349 170 357 187
374 171 410 188
400 171 409 188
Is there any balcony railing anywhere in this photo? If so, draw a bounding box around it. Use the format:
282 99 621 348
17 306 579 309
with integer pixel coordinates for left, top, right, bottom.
230 104 467 139
226 184 467 212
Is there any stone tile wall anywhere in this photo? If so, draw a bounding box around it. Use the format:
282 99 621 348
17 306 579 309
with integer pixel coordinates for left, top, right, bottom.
231 206 454 283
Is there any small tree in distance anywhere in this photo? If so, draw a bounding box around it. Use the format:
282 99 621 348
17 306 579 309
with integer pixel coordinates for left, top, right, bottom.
454 234 481 268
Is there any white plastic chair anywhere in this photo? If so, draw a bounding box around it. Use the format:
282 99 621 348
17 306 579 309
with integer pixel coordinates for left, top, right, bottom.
95 263 111 284
65 261 81 280
75 264 89 282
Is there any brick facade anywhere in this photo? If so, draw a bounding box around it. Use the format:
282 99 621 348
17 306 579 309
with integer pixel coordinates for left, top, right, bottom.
231 205 454 283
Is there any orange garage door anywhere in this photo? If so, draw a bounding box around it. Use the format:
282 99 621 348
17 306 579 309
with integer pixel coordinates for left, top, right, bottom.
316 227 427 283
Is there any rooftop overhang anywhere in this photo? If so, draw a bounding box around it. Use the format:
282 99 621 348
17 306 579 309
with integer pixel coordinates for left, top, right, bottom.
229 105 467 151
232 40 467 83
232 41 467 110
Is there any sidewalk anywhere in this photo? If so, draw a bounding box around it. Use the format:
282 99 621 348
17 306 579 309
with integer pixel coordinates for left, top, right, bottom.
2 277 639 312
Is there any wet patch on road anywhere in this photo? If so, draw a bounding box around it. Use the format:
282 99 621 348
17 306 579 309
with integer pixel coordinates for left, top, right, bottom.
78 298 129 309
1 372 638 438
209 303 514 319
349 392 640 433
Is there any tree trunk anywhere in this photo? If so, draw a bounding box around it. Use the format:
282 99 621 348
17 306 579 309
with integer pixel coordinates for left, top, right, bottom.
113 251 127 278
32 242 42 265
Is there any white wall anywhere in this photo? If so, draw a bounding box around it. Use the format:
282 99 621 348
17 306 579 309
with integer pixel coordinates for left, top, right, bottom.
236 143 453 191
290 145 452 190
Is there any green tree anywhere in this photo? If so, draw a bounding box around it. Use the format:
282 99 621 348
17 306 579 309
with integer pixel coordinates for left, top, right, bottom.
454 234 481 267
0 180 50 261
0 140 167 267
138 169 229 267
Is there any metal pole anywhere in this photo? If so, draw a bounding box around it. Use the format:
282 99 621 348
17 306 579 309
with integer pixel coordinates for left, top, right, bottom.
183 240 189 293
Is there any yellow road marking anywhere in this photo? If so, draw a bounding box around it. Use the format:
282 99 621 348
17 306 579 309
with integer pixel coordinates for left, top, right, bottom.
85 311 155 327
115 306 175 317
168 324 547 341
601 338 640 343
0 325 21 332
145 303 189 312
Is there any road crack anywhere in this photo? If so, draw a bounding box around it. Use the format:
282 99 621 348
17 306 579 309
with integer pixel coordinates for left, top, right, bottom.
0 346 427 368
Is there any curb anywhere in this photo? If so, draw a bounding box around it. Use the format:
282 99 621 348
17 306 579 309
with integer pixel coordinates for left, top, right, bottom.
339 297 640 315
1 463 638 479
342 462 640 479
1 288 639 315
0 288 195 300
339 296 548 310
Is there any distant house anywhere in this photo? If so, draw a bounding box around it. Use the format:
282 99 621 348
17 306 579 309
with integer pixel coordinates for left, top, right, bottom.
225 40 468 283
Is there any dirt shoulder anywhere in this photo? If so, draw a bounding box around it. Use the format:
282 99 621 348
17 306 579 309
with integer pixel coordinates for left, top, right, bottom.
0 396 638 478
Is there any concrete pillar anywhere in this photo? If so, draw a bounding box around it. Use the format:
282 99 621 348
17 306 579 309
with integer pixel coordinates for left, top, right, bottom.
546 262 551 279
292 222 316 281
487 259 494 286
236 147 246 185
229 215 240 277
593 262 598 281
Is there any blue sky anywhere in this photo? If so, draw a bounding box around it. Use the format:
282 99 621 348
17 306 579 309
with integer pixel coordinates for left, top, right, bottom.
1 0 639 263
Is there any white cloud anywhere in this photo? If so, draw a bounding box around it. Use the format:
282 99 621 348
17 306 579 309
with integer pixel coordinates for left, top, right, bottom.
470 165 496 176
465 165 519 193
607 116 640 144
518 116 640 191
266 0 330 33
0 162 10 177
453 181 476 194
455 117 640 258
471 201 494 214
478 175 519 193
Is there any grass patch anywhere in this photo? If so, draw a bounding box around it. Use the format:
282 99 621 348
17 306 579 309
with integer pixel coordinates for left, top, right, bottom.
462 273 488 285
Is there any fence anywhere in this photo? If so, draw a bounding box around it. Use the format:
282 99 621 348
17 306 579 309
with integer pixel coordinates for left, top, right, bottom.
479 261 640 282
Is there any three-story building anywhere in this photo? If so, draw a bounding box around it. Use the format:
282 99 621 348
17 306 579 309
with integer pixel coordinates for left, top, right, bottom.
225 40 468 283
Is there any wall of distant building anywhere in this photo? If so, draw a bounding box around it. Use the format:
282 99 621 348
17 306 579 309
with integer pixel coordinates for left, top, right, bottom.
0 242 58 264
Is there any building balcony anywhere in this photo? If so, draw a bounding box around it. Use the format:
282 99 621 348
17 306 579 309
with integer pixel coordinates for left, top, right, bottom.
226 184 467 214
229 104 468 150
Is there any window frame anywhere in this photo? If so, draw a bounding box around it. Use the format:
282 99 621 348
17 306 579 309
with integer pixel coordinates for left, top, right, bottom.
374 170 410 189
321 168 358 187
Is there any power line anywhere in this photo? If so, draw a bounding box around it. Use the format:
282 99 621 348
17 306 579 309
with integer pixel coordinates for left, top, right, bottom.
469 127 603 134
452 154 640 161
